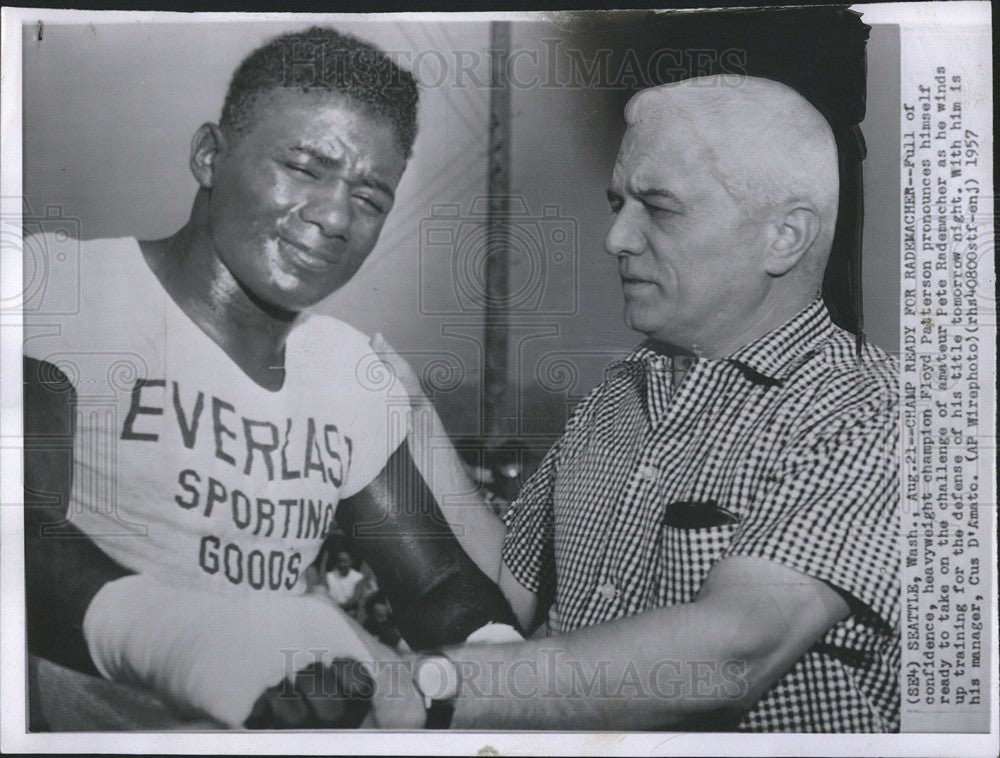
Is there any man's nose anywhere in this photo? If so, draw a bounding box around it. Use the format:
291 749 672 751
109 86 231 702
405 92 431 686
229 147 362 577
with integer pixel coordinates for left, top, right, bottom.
604 203 645 257
301 182 351 239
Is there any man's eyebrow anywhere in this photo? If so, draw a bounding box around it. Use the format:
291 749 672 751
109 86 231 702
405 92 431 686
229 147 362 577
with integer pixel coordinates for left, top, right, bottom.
288 145 395 200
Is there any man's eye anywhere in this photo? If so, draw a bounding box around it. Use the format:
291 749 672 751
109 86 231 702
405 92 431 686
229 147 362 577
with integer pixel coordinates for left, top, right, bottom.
608 199 623 214
643 201 674 216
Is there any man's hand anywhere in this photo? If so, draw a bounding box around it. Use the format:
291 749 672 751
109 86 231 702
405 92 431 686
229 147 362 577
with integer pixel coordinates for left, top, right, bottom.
84 574 424 729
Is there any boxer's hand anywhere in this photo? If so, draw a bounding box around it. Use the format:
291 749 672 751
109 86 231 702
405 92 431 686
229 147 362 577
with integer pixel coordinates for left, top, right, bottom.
244 658 374 729
246 651 426 730
83 574 423 729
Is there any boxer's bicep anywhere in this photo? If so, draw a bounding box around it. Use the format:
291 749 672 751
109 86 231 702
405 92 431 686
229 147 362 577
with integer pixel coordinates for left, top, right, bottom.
24 356 132 675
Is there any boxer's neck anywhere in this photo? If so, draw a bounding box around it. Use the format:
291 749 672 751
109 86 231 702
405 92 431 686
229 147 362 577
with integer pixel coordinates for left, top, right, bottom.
140 210 294 391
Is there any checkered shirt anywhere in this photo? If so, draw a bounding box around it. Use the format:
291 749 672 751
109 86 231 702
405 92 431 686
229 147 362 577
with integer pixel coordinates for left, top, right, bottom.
502 299 900 732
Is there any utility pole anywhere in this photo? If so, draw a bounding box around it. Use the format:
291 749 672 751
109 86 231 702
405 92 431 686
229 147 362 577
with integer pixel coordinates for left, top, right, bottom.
483 21 511 442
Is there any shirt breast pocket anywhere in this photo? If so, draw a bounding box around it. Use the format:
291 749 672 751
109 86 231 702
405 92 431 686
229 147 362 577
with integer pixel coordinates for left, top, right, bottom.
656 501 741 606
662 499 740 529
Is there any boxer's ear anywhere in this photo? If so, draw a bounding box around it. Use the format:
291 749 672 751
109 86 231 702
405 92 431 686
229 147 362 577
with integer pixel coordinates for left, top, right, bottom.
764 202 820 276
189 123 227 189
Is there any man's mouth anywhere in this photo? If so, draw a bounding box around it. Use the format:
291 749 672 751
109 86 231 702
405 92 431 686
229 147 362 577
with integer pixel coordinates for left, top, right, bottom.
620 274 655 289
277 236 342 272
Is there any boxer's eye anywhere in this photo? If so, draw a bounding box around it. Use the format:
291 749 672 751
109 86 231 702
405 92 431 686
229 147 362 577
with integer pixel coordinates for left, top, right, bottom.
285 163 318 179
354 193 385 214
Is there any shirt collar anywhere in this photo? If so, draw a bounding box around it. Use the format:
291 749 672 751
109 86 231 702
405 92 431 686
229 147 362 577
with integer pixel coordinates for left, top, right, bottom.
615 299 835 385
727 298 834 383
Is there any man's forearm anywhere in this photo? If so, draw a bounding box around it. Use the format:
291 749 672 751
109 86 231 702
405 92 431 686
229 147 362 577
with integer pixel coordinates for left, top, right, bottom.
445 559 847 731
370 338 537 625
448 602 753 730
404 404 539 630
337 439 522 647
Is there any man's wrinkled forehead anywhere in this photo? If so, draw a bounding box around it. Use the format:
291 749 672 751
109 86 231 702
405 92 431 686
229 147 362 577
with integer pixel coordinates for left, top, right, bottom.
611 129 679 188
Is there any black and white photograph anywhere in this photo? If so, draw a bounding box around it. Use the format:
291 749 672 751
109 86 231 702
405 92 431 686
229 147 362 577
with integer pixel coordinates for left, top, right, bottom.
0 4 995 755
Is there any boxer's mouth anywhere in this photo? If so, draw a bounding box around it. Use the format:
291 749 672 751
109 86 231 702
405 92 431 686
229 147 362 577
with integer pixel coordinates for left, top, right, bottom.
277 235 342 272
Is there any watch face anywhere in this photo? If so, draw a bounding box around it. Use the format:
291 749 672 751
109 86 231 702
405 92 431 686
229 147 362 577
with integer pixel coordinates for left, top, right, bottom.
415 656 459 701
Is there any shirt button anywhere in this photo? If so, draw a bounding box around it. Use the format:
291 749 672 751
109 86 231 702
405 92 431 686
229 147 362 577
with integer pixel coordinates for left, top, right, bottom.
596 582 618 601
636 464 658 481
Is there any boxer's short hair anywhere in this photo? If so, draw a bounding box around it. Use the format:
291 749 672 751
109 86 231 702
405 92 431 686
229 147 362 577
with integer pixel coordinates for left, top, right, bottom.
220 26 419 159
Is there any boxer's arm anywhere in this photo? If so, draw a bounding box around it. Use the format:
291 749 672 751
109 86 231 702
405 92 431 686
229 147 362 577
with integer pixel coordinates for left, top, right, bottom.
23 356 132 676
368 334 539 629
336 439 522 650
400 399 540 627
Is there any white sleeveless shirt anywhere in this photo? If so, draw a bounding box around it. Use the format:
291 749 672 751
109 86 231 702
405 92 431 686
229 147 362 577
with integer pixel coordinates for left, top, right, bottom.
24 236 403 596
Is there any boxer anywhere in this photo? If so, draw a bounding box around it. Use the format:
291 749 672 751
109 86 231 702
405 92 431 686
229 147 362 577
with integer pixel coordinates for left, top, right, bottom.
24 26 517 730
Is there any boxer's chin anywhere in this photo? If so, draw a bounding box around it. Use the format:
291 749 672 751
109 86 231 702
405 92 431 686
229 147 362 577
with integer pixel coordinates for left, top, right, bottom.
248 270 351 315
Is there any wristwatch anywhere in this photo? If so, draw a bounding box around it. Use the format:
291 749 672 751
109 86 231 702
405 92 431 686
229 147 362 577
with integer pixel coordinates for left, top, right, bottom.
412 651 459 729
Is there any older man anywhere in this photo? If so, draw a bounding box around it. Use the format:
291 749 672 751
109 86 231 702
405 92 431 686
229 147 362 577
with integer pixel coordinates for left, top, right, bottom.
373 75 899 732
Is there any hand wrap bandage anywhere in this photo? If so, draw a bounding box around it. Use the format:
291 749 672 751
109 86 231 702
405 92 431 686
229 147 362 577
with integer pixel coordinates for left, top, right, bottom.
464 623 523 645
83 575 379 728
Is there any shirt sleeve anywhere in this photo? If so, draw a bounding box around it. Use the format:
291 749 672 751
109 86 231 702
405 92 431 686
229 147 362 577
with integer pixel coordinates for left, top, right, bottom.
339 350 407 499
500 440 559 600
723 392 899 629
498 381 604 601
316 321 407 500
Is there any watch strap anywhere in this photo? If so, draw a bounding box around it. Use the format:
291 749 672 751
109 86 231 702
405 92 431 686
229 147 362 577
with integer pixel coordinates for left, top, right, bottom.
424 697 455 729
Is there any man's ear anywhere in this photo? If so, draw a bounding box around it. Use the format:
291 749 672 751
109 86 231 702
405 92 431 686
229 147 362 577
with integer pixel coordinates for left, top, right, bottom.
764 203 820 276
189 123 227 189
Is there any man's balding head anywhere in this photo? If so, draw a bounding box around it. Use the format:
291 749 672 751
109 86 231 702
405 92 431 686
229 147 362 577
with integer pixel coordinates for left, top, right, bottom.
624 75 839 272
606 75 841 355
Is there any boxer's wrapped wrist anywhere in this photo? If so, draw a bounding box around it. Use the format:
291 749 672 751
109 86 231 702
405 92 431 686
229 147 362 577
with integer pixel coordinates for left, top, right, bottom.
82 573 154 682
81 574 382 728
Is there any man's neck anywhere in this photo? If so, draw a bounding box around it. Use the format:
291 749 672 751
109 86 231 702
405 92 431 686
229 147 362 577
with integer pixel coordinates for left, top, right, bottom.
139 205 298 390
656 290 819 360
